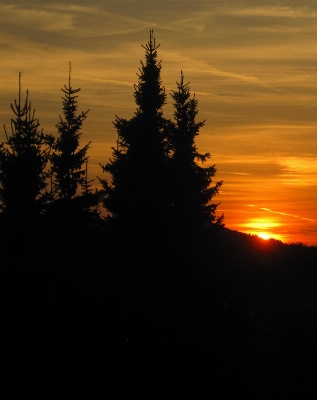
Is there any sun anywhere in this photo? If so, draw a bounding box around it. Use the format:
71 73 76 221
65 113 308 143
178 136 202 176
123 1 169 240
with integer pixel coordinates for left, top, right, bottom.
258 233 270 240
242 219 283 241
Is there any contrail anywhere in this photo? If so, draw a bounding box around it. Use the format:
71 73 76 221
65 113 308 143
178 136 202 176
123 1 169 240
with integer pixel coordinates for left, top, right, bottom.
247 205 317 223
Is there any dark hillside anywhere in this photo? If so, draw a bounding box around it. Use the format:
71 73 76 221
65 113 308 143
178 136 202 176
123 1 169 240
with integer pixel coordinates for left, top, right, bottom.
1 223 317 396
203 228 317 396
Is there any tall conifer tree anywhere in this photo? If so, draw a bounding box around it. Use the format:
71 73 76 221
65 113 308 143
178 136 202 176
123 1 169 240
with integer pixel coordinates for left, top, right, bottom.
100 31 169 229
170 72 223 234
0 74 53 218
50 64 90 205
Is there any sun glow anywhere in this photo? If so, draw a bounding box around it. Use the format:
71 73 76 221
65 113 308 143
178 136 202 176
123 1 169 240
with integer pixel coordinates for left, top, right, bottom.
258 233 270 240
240 218 285 242
244 219 280 230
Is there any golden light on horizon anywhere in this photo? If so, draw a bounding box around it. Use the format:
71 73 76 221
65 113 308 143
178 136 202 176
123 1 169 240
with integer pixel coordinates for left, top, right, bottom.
240 218 285 242
258 233 270 240
243 218 280 230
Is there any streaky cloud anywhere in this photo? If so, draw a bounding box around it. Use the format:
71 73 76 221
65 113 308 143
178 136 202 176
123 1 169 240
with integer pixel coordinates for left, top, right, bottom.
247 205 317 223
232 6 317 19
195 91 242 98
0 3 156 39
87 78 134 87
90 24 157 38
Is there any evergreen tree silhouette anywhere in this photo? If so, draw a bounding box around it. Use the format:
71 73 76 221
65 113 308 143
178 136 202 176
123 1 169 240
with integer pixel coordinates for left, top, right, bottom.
100 31 170 231
0 73 54 219
50 64 90 204
170 71 223 234
48 64 99 229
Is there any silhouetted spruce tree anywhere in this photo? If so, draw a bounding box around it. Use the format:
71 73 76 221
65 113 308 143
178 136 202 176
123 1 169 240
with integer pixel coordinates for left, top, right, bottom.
0 74 54 219
170 71 223 235
100 31 170 231
50 65 91 213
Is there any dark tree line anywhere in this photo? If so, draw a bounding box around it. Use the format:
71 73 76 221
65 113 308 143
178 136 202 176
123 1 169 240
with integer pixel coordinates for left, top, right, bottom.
0 32 223 249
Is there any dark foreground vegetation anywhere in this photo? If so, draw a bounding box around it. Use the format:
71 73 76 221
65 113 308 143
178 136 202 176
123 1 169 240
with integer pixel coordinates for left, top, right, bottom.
1 32 317 396
1 222 317 397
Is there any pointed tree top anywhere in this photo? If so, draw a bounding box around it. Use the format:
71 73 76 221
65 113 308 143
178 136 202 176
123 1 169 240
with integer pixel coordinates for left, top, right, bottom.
69 61 72 88
180 70 184 86
141 29 160 52
150 29 155 49
19 72 21 109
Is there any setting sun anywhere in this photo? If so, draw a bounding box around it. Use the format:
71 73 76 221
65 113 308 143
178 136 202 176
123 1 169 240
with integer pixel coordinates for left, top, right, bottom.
258 233 270 240
238 218 285 242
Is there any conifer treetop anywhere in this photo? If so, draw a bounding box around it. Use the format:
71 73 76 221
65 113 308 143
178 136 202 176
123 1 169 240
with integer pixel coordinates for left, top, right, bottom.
171 71 209 164
134 30 166 115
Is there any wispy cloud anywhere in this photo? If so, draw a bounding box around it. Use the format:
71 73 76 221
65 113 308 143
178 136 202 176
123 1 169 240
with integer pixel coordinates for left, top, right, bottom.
87 78 134 87
226 172 252 176
196 67 267 86
233 6 317 19
0 5 75 33
248 25 317 34
279 155 317 186
195 91 241 98
167 17 206 34
247 205 317 223
0 3 155 41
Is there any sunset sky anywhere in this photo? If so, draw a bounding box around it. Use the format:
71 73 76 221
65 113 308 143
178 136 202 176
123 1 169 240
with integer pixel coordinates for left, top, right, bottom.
1 0 317 244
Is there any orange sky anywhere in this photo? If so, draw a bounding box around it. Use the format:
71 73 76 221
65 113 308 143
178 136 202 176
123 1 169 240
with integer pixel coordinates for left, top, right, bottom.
1 1 317 244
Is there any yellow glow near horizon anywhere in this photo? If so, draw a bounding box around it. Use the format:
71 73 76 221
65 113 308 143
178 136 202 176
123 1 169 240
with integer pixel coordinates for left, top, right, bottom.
258 233 270 240
239 218 285 242
243 219 280 230
243 229 285 242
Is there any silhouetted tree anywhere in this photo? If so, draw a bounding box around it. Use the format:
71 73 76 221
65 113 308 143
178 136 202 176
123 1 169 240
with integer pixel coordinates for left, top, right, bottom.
100 31 170 231
169 71 223 234
0 74 54 219
50 64 90 204
47 65 102 250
